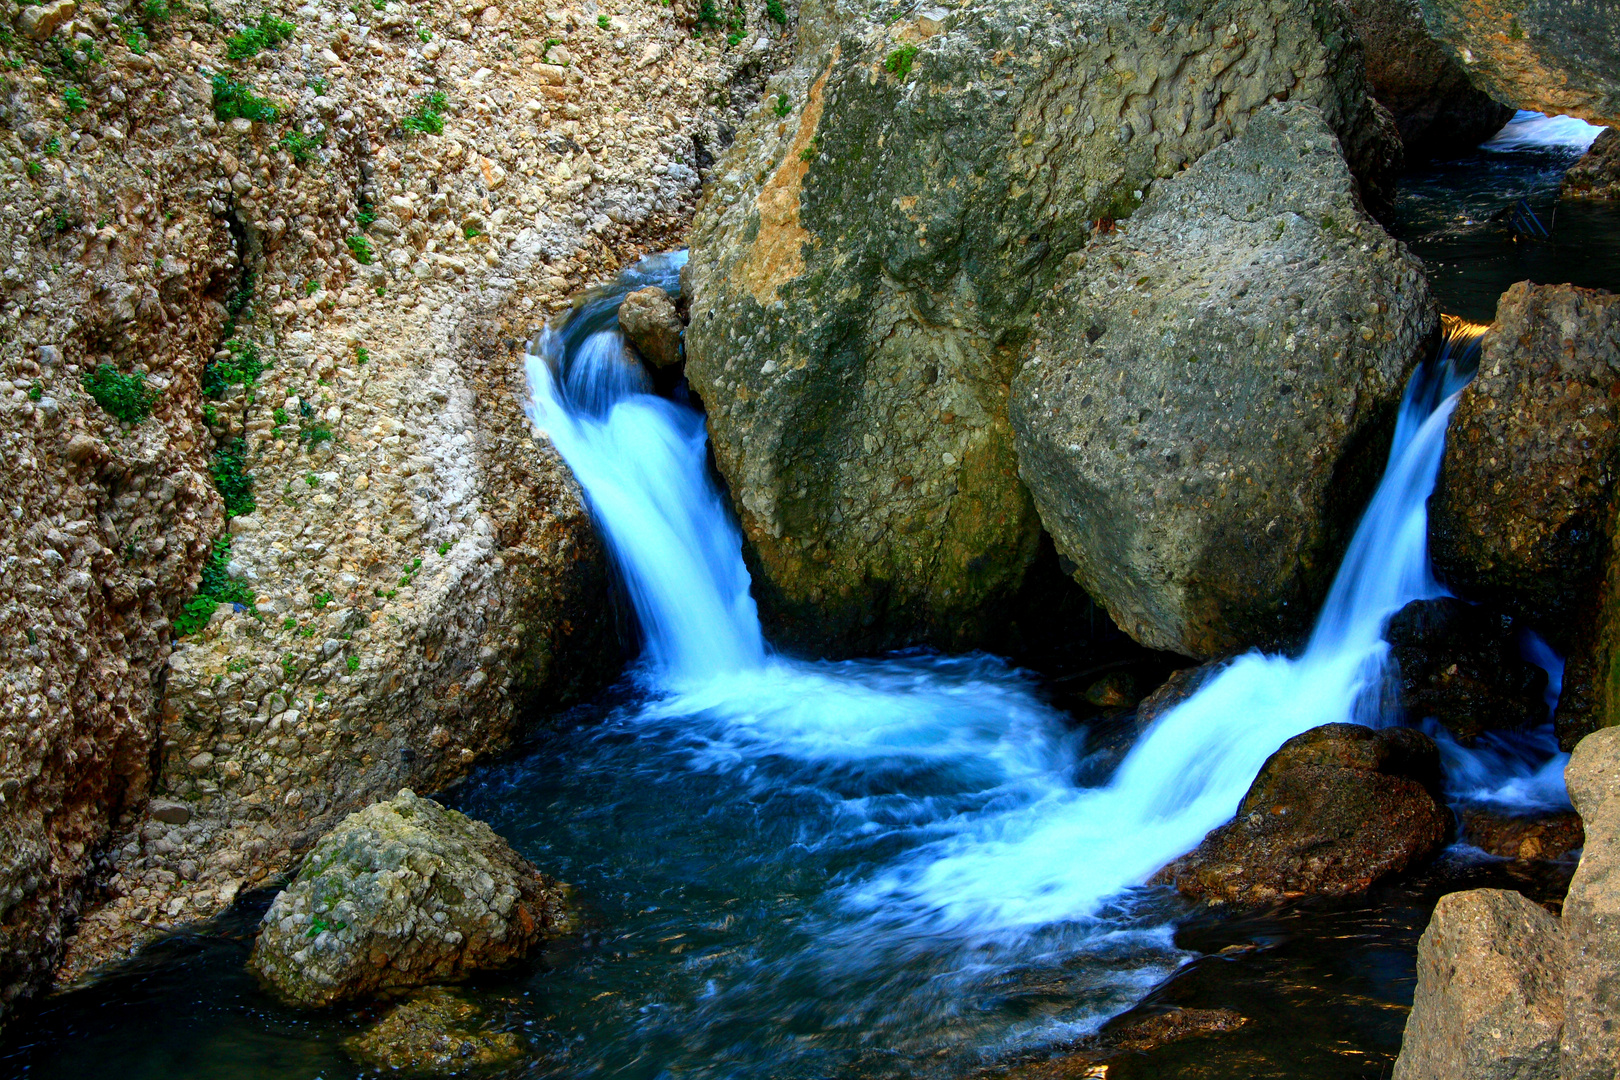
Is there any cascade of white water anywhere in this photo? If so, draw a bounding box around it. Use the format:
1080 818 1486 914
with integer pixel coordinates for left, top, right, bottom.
524 268 1558 948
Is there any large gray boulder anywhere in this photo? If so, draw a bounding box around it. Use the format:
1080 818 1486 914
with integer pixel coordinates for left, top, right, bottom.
684 0 1401 654
1416 0 1620 129
1337 0 1514 159
1392 888 1565 1080
248 790 571 1007
1012 103 1434 657
1563 727 1620 1080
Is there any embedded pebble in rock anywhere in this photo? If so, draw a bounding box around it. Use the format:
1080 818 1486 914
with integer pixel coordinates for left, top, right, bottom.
248 789 570 1007
343 987 525 1073
1152 723 1449 906
618 286 684 369
8 0 793 1000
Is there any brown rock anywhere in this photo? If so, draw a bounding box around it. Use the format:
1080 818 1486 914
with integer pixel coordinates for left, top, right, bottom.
1338 0 1514 160
1562 128 1620 200
1135 663 1224 731
1152 724 1448 906
1392 888 1565 1080
1459 809 1584 862
618 285 683 369
343 987 525 1073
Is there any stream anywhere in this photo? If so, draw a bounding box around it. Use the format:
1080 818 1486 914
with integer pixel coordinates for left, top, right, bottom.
0 112 1609 1080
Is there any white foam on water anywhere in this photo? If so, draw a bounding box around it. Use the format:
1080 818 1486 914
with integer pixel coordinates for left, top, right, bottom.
1483 110 1605 153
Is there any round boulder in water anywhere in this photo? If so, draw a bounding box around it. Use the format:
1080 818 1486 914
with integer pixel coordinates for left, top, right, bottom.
1012 102 1436 659
618 285 684 369
1150 723 1448 906
248 789 572 1007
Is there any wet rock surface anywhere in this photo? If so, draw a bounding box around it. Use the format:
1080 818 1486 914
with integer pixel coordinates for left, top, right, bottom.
343 987 525 1074
684 0 1401 655
249 789 570 1007
1428 282 1620 746
1392 887 1565 1080
1013 103 1434 658
618 286 684 369
1152 723 1449 905
1563 128 1620 200
1338 0 1514 159
1385 597 1548 742
1416 0 1620 128
1459 809 1585 862
986 1007 1248 1078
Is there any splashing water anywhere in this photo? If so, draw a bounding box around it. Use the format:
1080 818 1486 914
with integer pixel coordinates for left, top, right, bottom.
1483 110 1606 153
523 265 1556 1065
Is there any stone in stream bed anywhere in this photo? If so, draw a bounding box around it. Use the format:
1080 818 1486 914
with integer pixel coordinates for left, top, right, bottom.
248 789 572 1007
1151 723 1449 905
1383 597 1549 743
1563 128 1620 200
1392 887 1565 1080
1458 808 1585 862
618 285 684 369
344 987 525 1074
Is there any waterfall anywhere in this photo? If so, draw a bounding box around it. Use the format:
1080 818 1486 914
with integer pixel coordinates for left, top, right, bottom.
524 264 1557 954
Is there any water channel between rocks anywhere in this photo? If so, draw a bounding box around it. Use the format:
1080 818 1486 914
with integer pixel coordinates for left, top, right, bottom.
0 113 1609 1080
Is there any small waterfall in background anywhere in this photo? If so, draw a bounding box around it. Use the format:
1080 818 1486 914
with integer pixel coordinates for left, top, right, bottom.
520 261 1573 1066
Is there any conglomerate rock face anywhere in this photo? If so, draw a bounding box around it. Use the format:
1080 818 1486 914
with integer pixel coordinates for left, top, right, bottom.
1428 282 1620 746
1013 103 1433 658
249 789 569 1007
0 0 794 1006
1562 727 1620 1080
684 0 1401 655
1336 0 1513 159
1563 127 1620 200
1392 888 1565 1080
1415 0 1620 128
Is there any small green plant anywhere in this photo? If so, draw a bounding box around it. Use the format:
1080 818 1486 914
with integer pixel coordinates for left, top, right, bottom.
799 135 820 162
211 74 280 122
282 616 298 631
62 86 88 113
52 209 75 232
773 92 791 117
42 136 60 155
202 338 268 398
27 380 42 402
355 345 370 365
345 234 374 264
210 437 255 517
273 406 290 426
400 90 447 135
300 418 334 447
541 36 562 61
765 0 786 22
356 198 377 228
416 24 431 42
173 536 256 636
202 401 219 425
279 129 322 163
141 0 175 25
884 43 918 79
25 160 42 179
346 655 360 672
81 364 156 423
282 652 299 678
308 76 328 95
437 540 451 556
225 13 295 59
305 473 320 487
462 222 482 240
375 284 386 297
597 12 611 28
304 279 320 297
313 590 333 608
123 24 149 52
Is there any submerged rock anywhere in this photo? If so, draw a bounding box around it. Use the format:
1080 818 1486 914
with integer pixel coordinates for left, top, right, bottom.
1392 888 1565 1080
1152 723 1448 905
1384 597 1548 742
248 790 571 1007
343 987 525 1074
1415 0 1620 128
619 285 684 369
1459 808 1585 862
684 0 1401 655
1338 0 1514 159
1428 282 1620 746
1561 727 1620 1080
1013 103 1434 658
1563 128 1620 200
